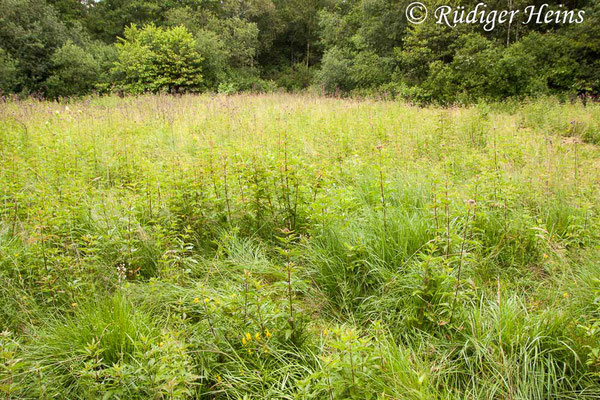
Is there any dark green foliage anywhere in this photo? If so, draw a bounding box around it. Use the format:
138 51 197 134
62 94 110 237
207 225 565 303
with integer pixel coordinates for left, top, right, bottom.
206 17 259 69
45 41 102 98
316 0 599 102
0 49 18 94
84 0 166 43
0 0 70 94
1 0 599 101
275 62 314 91
317 46 353 93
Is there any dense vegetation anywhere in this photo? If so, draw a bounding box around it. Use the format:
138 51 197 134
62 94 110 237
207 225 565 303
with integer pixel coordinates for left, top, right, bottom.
1 93 599 398
0 0 599 103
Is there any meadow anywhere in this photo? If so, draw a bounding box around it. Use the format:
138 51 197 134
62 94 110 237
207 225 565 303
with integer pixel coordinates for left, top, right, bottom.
1 93 599 399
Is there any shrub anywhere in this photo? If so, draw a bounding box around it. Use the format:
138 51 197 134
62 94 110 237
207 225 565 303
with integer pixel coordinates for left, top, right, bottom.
0 49 18 94
317 47 353 94
45 41 102 98
194 29 228 90
206 17 259 69
276 62 314 91
350 51 393 89
218 68 277 94
112 24 203 94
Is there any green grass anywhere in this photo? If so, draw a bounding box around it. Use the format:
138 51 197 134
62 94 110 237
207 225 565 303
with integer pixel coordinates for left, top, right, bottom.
0 93 599 399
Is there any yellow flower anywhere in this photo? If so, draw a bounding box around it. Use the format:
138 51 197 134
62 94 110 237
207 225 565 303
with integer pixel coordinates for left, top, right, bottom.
323 328 329 337
71 302 78 308
242 337 247 345
563 292 569 298
255 332 261 341
216 375 222 383
265 329 273 339
543 253 549 259
193 297 200 304
204 298 210 304
245 332 252 341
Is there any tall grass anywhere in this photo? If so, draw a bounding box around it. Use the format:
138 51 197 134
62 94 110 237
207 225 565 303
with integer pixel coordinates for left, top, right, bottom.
0 93 599 398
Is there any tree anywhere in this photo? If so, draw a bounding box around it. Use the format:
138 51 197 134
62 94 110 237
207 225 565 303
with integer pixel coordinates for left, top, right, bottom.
317 46 353 93
0 0 71 93
46 0 86 25
45 41 102 98
0 49 18 94
85 0 165 43
350 51 393 89
561 2 600 95
206 17 259 69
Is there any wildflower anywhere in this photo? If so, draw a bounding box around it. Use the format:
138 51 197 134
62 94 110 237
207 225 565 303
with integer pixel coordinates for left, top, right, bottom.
242 337 247 345
255 332 260 341
216 375 222 383
71 302 78 308
265 329 273 339
204 298 210 304
376 144 383 150
563 292 569 298
322 328 329 337
193 297 200 304
467 199 476 208
116 264 127 283
543 253 549 259
245 332 252 342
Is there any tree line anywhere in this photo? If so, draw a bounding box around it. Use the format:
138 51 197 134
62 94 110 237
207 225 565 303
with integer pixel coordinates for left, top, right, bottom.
0 0 598 103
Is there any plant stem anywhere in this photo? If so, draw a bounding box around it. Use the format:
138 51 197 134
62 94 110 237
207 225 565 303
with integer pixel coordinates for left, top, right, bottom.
450 204 472 324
